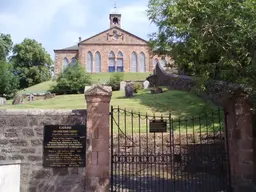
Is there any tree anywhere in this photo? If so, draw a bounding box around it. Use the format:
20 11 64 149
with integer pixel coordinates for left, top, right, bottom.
0 60 19 98
147 0 256 87
0 33 13 62
11 38 53 88
51 62 92 94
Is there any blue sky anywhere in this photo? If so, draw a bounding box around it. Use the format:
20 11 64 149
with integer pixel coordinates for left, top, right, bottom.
0 0 158 59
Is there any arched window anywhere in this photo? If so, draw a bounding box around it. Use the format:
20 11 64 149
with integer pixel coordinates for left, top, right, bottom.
62 57 69 71
86 51 93 73
117 51 124 72
108 51 115 72
95 52 101 72
139 52 146 72
71 57 77 66
130 52 138 72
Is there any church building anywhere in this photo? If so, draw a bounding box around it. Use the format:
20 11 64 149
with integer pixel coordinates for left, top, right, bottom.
53 7 172 76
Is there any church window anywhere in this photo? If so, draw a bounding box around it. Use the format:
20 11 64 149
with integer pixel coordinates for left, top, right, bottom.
71 57 77 66
62 57 69 71
95 52 101 72
108 51 115 72
117 51 124 72
139 52 146 72
130 52 138 72
86 51 93 73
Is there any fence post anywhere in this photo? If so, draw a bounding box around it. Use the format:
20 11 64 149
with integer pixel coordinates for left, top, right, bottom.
84 84 112 192
225 91 255 191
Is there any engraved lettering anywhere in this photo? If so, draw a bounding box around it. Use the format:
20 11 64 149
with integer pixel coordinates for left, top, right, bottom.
43 125 86 167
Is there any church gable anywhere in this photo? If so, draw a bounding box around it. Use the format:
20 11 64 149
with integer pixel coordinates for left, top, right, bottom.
79 27 148 45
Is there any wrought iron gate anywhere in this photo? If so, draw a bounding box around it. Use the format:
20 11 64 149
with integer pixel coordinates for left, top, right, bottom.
110 106 231 192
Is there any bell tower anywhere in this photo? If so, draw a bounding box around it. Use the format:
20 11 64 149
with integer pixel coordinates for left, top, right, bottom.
109 4 121 28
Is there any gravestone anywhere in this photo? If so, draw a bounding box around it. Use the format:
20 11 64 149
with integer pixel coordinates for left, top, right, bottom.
125 84 134 98
12 94 23 105
0 97 6 105
143 80 150 89
28 94 34 101
120 81 126 91
0 161 21 192
44 92 54 100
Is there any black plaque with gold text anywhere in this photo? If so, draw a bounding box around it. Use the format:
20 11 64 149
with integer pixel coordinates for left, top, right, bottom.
43 125 86 168
149 119 167 133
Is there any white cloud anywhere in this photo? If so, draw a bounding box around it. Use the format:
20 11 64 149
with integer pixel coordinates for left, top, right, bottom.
0 0 157 59
0 0 88 43
57 31 81 48
59 0 89 29
120 5 149 23
117 4 157 39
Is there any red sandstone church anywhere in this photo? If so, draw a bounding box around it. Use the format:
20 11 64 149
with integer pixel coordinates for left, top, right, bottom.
53 7 172 76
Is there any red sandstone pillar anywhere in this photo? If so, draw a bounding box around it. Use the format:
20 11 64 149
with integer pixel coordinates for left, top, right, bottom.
225 93 255 191
84 84 112 192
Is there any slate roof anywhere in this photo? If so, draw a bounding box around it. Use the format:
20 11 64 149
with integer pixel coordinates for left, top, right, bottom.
54 45 78 51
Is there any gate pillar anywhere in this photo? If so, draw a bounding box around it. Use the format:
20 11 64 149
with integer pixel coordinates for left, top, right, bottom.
84 84 112 192
225 91 255 192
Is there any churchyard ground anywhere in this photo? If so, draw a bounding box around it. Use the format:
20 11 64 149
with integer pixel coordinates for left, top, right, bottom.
1 88 221 133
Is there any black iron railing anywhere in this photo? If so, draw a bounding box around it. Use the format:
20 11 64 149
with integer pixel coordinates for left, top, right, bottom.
110 106 231 192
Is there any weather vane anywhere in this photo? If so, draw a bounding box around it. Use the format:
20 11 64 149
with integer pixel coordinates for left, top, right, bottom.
114 2 116 8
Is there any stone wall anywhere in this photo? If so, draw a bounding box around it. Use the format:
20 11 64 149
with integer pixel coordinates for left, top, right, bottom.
168 75 233 106
0 109 87 192
147 63 245 106
54 50 78 77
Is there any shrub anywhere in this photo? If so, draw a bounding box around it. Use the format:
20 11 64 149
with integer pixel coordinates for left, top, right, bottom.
106 73 124 91
50 63 92 94
133 82 143 93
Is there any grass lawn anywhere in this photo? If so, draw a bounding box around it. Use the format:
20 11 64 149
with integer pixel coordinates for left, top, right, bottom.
89 72 150 84
20 72 150 94
19 81 56 94
1 89 223 133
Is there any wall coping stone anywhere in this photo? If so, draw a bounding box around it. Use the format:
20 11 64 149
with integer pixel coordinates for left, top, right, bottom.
84 84 112 96
0 109 87 116
0 160 22 166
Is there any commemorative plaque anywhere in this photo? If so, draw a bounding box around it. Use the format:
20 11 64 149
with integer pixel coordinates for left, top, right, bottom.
149 119 167 133
43 125 86 168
